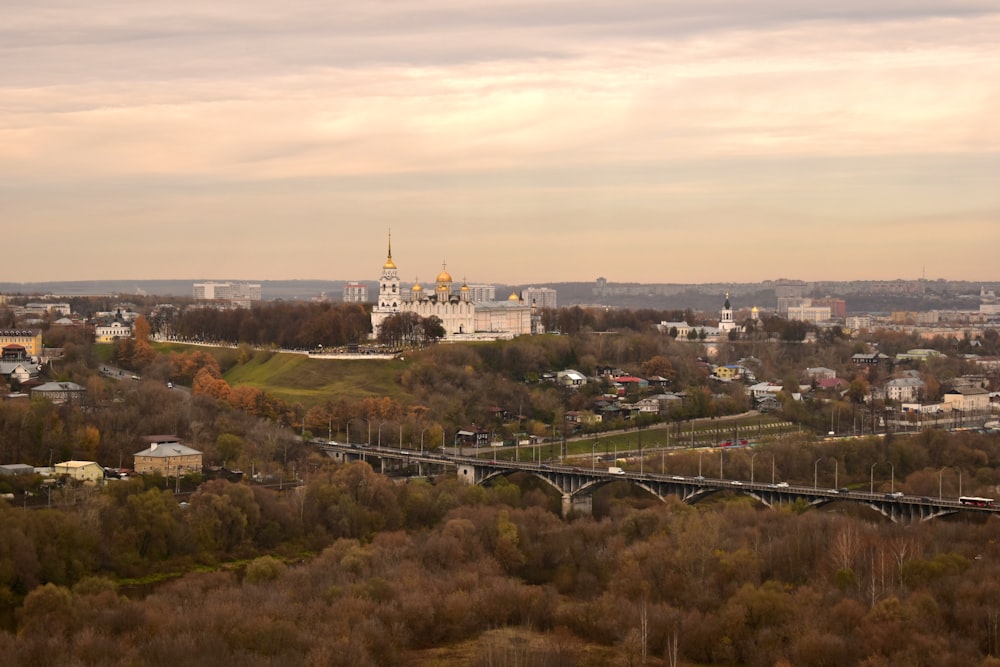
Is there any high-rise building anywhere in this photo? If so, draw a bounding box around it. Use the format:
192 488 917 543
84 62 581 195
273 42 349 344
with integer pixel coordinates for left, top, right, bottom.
193 281 262 304
343 282 369 303
522 287 557 310
466 284 496 303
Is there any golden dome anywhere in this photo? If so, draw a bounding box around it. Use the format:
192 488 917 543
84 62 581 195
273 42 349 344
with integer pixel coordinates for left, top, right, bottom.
411 282 423 292
436 270 452 283
508 292 520 302
383 257 397 270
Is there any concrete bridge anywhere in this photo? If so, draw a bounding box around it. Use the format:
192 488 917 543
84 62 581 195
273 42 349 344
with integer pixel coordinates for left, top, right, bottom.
318 441 998 522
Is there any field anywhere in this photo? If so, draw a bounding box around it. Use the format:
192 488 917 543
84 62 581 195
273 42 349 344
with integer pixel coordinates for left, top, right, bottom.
152 343 414 407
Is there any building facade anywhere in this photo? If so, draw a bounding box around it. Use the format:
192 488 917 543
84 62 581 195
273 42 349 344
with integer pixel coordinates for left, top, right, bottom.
370 234 532 340
343 282 369 303
134 437 203 476
522 287 557 310
787 305 832 323
0 330 42 357
54 461 104 483
193 282 262 305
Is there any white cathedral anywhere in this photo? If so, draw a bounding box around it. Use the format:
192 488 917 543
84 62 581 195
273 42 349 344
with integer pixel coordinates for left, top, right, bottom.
370 235 534 340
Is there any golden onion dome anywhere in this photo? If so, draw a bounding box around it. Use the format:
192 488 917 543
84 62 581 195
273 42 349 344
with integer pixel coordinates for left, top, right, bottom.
383 257 397 270
460 283 469 291
436 270 452 283
411 282 423 292
508 292 520 302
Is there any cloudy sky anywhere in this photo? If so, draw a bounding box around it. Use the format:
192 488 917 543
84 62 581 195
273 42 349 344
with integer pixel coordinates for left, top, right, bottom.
3 1 998 285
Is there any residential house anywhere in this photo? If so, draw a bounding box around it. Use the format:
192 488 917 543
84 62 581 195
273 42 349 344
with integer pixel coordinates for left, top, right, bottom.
815 377 849 392
31 381 86 405
634 393 684 415
852 352 891 366
804 367 837 381
454 428 491 447
614 376 649 394
886 377 925 403
646 375 672 389
713 365 746 381
134 436 203 475
53 460 104 483
556 369 588 388
565 410 602 425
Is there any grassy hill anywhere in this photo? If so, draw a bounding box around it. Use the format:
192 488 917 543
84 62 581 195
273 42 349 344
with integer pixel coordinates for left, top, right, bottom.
151 342 413 407
223 352 413 406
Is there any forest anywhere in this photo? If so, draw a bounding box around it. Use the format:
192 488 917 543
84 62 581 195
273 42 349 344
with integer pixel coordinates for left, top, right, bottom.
3 298 1000 664
3 449 1000 666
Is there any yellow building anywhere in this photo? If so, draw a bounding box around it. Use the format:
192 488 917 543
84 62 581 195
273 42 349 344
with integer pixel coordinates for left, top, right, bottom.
0 330 43 356
53 460 104 484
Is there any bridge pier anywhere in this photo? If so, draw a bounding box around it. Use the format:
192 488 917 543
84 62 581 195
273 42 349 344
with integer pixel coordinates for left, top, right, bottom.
562 493 593 518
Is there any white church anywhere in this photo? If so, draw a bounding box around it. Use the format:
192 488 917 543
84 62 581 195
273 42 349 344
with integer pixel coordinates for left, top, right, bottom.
370 234 534 340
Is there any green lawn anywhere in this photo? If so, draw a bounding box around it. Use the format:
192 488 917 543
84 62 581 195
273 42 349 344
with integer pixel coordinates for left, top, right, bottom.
148 342 414 407
222 352 414 407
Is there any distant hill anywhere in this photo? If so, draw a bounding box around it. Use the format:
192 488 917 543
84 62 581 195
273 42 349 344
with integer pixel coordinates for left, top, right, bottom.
1 278 989 313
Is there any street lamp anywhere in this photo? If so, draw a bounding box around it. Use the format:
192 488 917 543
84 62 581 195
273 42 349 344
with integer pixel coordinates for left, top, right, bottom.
814 458 822 489
871 462 878 493
378 421 386 448
419 427 428 455
833 459 838 489
889 462 895 493
939 466 946 499
751 452 759 484
592 438 598 472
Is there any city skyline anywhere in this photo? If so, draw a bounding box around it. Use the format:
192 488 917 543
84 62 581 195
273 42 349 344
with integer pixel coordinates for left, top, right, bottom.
4 1 999 284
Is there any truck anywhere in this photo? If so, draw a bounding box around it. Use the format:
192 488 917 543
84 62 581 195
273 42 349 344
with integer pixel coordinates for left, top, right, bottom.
608 466 626 475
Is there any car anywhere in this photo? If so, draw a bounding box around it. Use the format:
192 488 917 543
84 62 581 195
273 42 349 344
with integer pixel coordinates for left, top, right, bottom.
885 491 904 499
920 496 932 502
838 488 850 494
671 476 685 481
694 475 705 482
166 382 173 388
775 482 789 488
730 480 743 486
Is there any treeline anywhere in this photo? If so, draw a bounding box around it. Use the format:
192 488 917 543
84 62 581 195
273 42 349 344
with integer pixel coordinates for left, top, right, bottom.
172 302 372 348
3 459 1000 665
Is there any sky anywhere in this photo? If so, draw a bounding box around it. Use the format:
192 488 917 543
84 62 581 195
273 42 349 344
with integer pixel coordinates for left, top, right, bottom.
3 0 999 285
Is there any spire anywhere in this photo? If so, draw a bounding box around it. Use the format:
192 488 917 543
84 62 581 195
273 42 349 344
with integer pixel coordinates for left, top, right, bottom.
382 228 397 270
724 291 731 310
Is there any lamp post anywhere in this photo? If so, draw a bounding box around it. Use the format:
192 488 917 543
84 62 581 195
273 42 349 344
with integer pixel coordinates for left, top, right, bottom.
771 455 776 484
592 438 598 472
871 462 878 493
751 452 758 484
420 428 428 455
833 459 838 489
889 462 895 493
814 458 822 489
698 451 703 477
719 449 724 480
939 466 946 499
